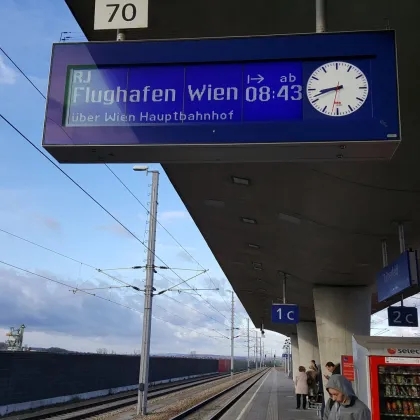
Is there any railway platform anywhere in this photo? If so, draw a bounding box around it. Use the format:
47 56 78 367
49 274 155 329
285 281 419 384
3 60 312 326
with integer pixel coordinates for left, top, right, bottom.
220 368 318 420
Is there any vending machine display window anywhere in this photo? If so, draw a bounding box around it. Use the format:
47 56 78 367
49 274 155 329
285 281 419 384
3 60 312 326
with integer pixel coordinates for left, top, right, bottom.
372 359 420 418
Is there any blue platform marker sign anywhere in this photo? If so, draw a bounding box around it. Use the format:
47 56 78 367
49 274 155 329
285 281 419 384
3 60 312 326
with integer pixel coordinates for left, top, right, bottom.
271 304 299 324
388 306 419 327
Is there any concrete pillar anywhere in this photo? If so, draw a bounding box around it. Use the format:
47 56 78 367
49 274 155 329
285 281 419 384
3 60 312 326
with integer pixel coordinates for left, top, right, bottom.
297 321 320 370
313 286 371 383
290 333 300 380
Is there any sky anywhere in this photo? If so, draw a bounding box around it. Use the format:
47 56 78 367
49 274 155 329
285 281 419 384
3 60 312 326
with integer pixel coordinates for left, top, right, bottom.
0 0 418 359
0 0 286 357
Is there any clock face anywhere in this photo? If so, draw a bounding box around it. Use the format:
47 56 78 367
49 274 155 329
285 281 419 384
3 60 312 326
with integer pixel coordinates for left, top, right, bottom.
306 61 369 117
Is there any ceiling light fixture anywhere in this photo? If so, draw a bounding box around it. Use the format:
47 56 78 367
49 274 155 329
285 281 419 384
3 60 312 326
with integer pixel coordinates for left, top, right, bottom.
241 217 257 224
248 243 260 249
278 212 301 225
204 199 225 208
232 176 250 186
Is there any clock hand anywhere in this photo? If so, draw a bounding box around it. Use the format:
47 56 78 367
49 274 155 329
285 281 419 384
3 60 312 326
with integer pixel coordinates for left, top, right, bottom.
331 82 341 113
313 85 344 98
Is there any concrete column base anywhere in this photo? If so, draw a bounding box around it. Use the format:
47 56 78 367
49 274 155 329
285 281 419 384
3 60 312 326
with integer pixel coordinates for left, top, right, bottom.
290 333 300 380
313 286 371 396
297 321 320 370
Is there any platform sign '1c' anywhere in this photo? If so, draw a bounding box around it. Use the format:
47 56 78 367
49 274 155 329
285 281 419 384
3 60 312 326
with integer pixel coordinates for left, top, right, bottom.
271 304 299 324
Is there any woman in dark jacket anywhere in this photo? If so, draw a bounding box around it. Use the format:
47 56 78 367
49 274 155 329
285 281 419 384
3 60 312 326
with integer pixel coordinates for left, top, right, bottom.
324 375 371 420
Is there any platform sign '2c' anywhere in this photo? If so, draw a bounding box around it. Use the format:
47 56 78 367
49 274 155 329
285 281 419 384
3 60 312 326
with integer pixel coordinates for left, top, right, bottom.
271 304 299 324
388 306 419 327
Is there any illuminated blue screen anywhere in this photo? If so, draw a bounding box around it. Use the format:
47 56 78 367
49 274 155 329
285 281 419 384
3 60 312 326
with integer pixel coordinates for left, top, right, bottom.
64 61 303 126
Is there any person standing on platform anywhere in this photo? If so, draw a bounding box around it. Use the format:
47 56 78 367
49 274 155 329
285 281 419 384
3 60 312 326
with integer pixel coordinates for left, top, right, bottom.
324 375 371 420
307 365 318 401
310 359 320 373
324 361 341 381
295 366 309 410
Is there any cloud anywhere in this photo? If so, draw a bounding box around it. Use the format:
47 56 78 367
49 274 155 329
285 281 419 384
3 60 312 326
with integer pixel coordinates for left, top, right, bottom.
159 211 188 223
98 223 134 238
0 55 17 85
0 267 232 354
0 265 285 356
30 213 61 232
0 267 141 339
177 250 195 263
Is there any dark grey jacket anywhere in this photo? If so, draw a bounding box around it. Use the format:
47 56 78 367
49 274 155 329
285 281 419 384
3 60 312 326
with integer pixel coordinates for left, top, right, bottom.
324 375 371 420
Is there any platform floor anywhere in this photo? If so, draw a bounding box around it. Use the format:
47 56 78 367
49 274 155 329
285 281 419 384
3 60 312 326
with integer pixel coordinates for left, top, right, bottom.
221 368 319 420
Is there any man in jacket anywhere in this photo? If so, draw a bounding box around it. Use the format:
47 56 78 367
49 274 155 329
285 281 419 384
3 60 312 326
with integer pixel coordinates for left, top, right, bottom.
324 374 371 420
324 361 341 380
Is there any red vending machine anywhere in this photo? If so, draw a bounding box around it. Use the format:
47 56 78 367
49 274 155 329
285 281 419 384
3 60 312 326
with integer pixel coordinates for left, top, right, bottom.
353 335 420 420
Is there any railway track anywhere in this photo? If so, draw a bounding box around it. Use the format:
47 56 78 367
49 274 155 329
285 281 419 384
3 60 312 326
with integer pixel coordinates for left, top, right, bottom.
9 370 247 420
168 368 270 420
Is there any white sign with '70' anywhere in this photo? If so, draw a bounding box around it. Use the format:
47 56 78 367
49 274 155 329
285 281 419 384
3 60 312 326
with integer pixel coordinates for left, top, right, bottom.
94 0 148 30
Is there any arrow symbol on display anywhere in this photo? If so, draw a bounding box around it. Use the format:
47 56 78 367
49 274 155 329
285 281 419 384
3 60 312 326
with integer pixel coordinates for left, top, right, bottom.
247 74 264 84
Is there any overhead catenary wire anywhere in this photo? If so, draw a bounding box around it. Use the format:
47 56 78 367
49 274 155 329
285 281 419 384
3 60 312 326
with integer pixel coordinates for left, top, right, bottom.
0 260 140 313
100 265 205 272
0 47 232 322
0 114 229 321
0 47 47 100
0 228 139 290
0 41 385 241
0 227 229 330
0 46 234 321
153 302 230 340
155 271 229 321
0 261 231 344
104 164 232 312
160 288 228 328
0 258 232 344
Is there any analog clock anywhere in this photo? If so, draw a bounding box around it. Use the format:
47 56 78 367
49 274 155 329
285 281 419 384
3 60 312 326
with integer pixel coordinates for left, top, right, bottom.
306 61 369 117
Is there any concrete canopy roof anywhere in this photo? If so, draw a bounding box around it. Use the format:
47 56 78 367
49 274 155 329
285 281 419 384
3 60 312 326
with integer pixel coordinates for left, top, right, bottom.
64 0 420 336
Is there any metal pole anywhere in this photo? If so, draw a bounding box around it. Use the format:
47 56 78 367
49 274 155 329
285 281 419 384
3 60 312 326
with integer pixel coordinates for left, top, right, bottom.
137 171 159 416
116 29 126 41
398 224 406 307
289 342 292 377
247 319 250 372
230 291 234 379
398 223 406 253
316 0 326 33
254 331 257 370
381 239 388 267
259 337 262 369
263 342 265 367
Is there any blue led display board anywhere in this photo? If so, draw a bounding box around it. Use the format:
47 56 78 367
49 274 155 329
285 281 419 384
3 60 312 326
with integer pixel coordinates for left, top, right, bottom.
42 30 400 163
65 61 304 126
